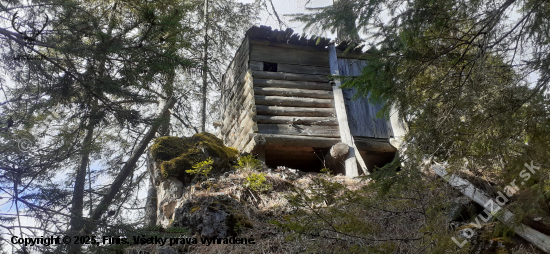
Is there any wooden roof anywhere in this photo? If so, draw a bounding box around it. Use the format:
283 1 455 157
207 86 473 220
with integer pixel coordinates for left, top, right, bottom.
245 26 364 53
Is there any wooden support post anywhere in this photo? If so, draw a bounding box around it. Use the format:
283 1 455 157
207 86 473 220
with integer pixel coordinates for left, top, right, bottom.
325 142 349 175
328 44 369 176
256 146 266 162
433 164 550 253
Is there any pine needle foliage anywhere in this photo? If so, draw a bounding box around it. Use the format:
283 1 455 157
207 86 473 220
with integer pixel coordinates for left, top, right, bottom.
235 155 262 172
186 158 214 182
286 0 550 251
244 173 272 192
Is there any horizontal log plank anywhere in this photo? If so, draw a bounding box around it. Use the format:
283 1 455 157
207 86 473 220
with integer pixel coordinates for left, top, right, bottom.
257 124 340 137
255 96 334 108
234 115 257 150
222 72 253 119
278 64 330 75
222 106 253 144
250 40 328 52
249 61 262 71
254 79 332 91
221 39 249 108
256 116 338 126
229 111 253 146
254 87 333 99
242 134 266 154
258 134 341 148
223 64 250 108
249 61 331 76
255 105 335 117
250 44 329 67
354 139 397 153
223 100 254 145
221 90 254 138
251 70 329 82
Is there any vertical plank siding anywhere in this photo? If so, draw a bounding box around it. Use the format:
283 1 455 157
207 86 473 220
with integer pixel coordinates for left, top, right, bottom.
338 58 394 139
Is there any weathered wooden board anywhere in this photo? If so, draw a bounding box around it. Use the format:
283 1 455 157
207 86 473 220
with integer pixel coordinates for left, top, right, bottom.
251 70 329 82
249 61 263 71
221 38 250 113
278 64 331 75
257 124 339 137
249 61 331 75
223 79 256 145
250 61 330 75
338 58 394 139
254 79 332 91
233 114 257 150
221 81 254 139
249 39 329 51
256 116 338 126
222 70 252 122
254 87 333 99
221 75 253 132
354 138 397 153
259 134 341 148
250 44 330 67
242 134 267 154
255 96 334 108
255 105 335 117
433 164 550 253
329 45 367 176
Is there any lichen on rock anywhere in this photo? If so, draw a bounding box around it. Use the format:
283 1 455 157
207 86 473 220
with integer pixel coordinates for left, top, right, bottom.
150 132 238 183
171 195 253 238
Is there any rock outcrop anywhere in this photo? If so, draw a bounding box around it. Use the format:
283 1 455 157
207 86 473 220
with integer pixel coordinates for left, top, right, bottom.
146 132 248 235
150 132 238 183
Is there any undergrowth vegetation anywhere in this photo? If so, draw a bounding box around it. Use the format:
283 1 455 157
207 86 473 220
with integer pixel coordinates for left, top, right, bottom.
244 173 272 192
186 158 213 182
235 154 262 172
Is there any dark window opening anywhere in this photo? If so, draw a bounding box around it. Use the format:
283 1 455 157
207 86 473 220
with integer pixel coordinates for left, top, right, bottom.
263 62 278 72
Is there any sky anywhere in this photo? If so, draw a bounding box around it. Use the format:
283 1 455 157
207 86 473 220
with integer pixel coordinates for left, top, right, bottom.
241 0 335 38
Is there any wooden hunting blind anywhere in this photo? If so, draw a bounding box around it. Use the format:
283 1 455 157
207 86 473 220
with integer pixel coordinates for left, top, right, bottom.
217 26 397 176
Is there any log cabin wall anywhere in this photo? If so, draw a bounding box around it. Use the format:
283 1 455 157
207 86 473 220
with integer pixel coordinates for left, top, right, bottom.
248 42 339 138
218 26 397 172
218 36 254 150
247 41 341 170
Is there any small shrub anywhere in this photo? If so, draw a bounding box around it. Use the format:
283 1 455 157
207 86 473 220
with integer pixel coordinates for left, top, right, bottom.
229 213 254 234
320 167 332 175
165 227 189 234
244 173 272 192
186 158 213 182
235 155 262 171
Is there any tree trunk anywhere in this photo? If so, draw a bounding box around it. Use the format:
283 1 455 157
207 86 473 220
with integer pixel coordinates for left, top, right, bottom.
68 100 97 254
82 97 177 235
200 0 209 132
144 152 157 227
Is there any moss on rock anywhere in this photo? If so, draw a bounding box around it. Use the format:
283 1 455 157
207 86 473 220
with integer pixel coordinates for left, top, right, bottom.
151 132 238 182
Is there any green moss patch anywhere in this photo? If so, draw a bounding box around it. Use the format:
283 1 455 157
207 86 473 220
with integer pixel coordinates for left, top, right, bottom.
151 132 238 182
